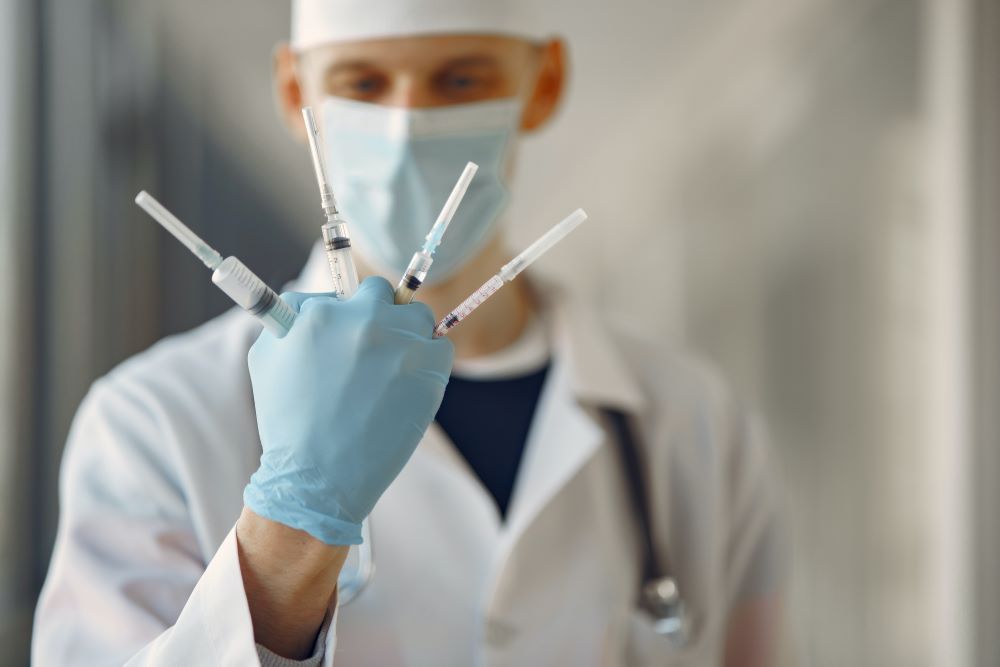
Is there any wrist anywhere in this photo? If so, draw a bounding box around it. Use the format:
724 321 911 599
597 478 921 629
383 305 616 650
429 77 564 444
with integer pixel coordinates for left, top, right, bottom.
237 507 349 659
237 506 348 593
244 473 365 546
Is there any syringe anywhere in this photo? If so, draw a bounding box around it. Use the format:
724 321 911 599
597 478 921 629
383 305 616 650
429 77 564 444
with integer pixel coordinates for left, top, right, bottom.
135 191 298 337
302 107 360 299
434 208 588 338
394 162 479 305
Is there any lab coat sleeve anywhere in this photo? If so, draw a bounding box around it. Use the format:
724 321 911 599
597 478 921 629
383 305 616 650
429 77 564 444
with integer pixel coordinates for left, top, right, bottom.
32 376 340 666
719 408 798 666
723 408 787 607
257 609 335 667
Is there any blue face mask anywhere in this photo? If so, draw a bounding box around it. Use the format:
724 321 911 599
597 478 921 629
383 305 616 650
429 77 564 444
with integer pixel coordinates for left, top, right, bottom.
321 97 520 283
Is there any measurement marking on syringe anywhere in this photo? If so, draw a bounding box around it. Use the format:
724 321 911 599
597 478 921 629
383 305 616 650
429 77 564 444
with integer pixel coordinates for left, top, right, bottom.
433 209 587 337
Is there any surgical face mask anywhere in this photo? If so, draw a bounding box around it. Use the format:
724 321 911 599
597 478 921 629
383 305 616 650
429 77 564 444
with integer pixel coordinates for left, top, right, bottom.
321 96 520 283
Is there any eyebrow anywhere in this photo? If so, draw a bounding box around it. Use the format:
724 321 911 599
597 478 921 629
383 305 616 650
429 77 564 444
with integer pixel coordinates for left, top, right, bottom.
324 60 376 77
437 55 501 69
324 54 501 78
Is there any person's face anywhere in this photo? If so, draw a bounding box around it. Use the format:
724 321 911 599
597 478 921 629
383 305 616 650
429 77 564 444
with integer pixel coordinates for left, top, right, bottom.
274 33 566 140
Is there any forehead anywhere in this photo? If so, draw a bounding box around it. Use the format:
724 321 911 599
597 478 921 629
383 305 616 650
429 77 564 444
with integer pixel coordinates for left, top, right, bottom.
297 33 537 72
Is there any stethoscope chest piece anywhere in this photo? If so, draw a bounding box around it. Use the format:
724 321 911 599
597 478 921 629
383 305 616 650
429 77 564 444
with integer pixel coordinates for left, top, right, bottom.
640 576 695 647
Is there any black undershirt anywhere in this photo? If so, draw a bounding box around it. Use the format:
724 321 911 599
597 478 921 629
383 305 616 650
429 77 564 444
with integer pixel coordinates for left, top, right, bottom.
434 363 551 519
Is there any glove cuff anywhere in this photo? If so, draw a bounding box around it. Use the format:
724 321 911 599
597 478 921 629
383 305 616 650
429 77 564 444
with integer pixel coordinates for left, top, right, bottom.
243 483 364 546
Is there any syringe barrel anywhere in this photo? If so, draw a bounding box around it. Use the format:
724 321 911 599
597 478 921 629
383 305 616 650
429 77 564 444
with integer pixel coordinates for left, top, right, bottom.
394 283 418 306
321 220 351 249
433 274 505 337
212 256 297 336
404 252 433 280
325 248 360 299
322 219 359 299
394 252 433 304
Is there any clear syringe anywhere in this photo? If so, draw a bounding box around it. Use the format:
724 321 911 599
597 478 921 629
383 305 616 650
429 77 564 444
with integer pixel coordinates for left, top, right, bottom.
434 208 588 338
394 161 478 305
135 191 298 337
302 107 360 299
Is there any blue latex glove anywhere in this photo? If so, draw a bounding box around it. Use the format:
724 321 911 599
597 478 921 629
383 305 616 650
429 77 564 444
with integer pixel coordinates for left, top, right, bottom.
243 276 454 545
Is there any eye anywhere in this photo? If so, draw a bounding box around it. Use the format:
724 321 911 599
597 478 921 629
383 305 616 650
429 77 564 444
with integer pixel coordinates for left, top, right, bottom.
325 69 387 100
434 66 501 100
446 75 477 90
352 77 383 93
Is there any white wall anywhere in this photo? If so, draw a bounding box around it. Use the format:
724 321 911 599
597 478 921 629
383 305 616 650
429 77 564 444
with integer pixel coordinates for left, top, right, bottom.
511 0 967 664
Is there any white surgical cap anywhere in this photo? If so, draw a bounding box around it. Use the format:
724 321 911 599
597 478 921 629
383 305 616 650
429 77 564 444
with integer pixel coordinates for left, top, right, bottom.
291 0 551 51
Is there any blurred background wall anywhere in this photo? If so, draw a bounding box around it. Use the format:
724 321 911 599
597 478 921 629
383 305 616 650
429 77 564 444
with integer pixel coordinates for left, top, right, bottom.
0 0 997 665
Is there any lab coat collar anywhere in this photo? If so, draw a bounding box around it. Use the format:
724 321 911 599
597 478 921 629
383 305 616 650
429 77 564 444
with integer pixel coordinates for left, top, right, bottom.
489 278 646 545
536 277 647 415
499 352 604 539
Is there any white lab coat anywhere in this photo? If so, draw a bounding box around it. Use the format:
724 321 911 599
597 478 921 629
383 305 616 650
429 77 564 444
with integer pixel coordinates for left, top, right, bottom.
33 244 783 666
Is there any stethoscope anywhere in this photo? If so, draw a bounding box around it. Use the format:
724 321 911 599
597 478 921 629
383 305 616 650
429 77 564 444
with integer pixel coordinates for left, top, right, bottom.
604 407 696 647
335 408 695 648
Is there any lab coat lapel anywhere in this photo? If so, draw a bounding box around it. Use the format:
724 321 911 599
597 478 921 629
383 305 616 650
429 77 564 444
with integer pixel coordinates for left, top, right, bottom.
500 357 604 547
420 420 475 477
482 283 646 612
495 282 648 563
416 420 506 533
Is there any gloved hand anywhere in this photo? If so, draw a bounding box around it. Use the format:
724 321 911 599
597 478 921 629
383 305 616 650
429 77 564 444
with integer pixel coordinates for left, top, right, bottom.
243 276 454 545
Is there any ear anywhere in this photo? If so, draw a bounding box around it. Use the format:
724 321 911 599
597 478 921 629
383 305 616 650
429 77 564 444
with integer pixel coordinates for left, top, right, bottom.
520 38 567 133
273 43 309 142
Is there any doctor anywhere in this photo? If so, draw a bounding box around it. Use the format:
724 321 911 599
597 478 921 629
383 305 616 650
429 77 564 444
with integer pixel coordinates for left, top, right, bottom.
34 1 786 665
